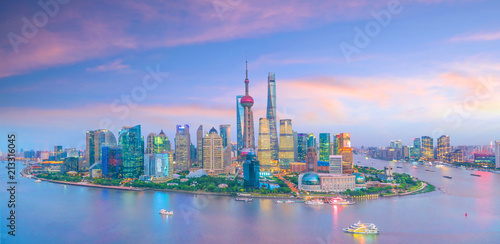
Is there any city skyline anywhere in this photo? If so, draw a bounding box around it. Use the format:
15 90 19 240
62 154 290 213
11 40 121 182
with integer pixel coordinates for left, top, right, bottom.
2 0 500 150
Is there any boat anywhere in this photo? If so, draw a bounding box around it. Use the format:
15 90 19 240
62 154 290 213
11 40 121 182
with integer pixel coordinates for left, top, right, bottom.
412 166 417 169
397 166 403 168
329 197 354 205
276 200 285 203
159 209 173 215
305 200 324 206
470 174 481 177
235 198 253 202
425 169 434 172
285 200 294 204
443 176 452 179
343 221 379 234
34 179 42 183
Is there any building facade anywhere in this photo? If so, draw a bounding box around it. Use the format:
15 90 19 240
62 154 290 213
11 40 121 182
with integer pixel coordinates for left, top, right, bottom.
340 147 353 174
306 147 318 172
118 125 144 178
329 155 343 174
319 133 331 161
258 118 272 169
278 119 294 169
421 136 434 161
437 135 451 161
219 124 231 148
266 72 279 161
175 124 191 171
202 128 224 171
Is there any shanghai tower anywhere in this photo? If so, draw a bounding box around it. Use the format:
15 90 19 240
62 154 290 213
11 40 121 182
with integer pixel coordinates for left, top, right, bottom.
266 72 278 161
241 58 255 150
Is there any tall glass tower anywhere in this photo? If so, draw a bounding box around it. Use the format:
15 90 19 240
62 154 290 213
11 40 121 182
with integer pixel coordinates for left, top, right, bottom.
118 125 144 178
219 124 231 148
258 118 271 169
319 133 331 161
297 133 308 162
175 124 191 171
266 72 279 161
421 136 433 161
236 95 244 155
279 119 294 169
197 125 203 165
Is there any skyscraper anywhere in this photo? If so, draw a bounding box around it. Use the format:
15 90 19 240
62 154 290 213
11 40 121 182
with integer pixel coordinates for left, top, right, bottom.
495 140 500 168
243 150 260 189
86 129 117 170
175 124 191 171
240 59 255 150
219 124 231 148
297 133 308 161
307 134 317 149
340 147 353 174
118 125 144 178
437 135 451 161
236 95 244 155
54 146 63 160
339 133 351 148
413 138 421 159
293 131 298 162
421 136 434 161
258 118 271 170
197 125 203 166
147 131 171 154
333 134 340 155
266 72 279 161
203 127 223 171
279 119 294 169
102 145 122 178
306 147 318 172
319 133 331 161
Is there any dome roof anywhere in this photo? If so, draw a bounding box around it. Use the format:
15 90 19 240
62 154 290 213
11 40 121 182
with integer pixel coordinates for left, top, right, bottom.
302 172 320 185
240 95 254 107
209 127 218 134
353 173 366 184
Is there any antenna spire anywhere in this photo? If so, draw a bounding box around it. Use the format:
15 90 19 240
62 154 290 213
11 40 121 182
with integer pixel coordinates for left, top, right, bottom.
245 52 248 79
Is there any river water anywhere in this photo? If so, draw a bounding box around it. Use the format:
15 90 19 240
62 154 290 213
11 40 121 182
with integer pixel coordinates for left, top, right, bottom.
1 155 499 243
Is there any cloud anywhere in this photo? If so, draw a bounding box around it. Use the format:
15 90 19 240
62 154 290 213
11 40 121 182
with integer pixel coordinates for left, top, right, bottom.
86 59 130 72
448 31 500 43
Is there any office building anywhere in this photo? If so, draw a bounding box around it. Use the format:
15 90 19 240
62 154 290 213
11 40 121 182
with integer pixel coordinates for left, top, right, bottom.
278 119 294 169
266 72 279 161
421 136 434 161
495 141 500 168
258 118 272 169
437 135 451 161
203 127 224 171
197 125 203 165
219 124 231 148
101 146 122 178
319 133 331 161
333 134 340 155
306 147 318 172
297 133 308 162
144 153 173 180
329 155 343 174
340 147 353 174
293 131 298 161
307 134 317 149
118 125 144 178
243 150 260 188
175 124 191 171
339 133 351 148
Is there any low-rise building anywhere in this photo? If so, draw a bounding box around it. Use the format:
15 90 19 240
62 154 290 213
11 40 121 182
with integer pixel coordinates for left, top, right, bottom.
298 171 356 192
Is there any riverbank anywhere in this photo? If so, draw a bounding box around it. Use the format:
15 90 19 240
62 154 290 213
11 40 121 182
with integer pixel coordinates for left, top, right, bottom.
381 182 428 197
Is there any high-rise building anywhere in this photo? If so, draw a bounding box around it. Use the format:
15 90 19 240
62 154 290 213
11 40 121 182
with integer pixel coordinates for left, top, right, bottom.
102 145 122 178
144 153 173 179
223 145 232 168
395 140 402 149
297 133 308 162
258 118 272 169
319 133 331 161
219 124 231 148
118 125 144 178
306 147 318 172
266 72 279 161
413 138 421 159
437 135 451 161
340 147 353 174
329 155 343 174
495 141 500 168
307 134 317 149
86 129 117 171
421 136 434 161
236 95 244 156
243 150 260 188
203 127 223 171
146 133 155 154
241 59 255 150
175 124 191 171
147 130 171 155
390 140 395 148
54 146 63 160
339 133 351 148
450 149 463 163
293 131 298 162
333 134 341 155
197 125 203 165
279 119 294 169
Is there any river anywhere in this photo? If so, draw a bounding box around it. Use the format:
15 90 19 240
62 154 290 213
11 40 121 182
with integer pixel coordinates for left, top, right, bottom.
1 155 499 243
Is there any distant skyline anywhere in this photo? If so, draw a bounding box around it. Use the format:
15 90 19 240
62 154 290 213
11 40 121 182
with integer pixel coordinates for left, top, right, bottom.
1 0 500 150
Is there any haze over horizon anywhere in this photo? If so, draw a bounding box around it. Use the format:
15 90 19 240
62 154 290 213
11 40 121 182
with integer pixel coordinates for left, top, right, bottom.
1 0 500 151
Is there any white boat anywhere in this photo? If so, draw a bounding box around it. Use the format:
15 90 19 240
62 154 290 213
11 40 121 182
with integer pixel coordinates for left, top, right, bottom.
34 179 42 183
343 221 379 234
235 198 253 202
305 200 324 206
276 200 285 203
159 209 173 215
285 200 294 204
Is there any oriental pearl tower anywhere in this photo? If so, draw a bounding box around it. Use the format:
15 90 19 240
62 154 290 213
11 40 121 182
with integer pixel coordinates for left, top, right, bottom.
241 58 255 150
